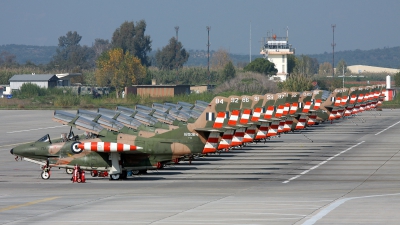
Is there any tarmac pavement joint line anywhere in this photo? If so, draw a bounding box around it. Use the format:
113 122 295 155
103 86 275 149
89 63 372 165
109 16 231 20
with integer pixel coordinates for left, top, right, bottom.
301 193 400 225
282 141 365 184
0 196 59 212
374 120 400 135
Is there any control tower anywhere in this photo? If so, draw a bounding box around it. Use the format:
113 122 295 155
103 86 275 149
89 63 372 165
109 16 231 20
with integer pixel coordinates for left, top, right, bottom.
260 30 294 81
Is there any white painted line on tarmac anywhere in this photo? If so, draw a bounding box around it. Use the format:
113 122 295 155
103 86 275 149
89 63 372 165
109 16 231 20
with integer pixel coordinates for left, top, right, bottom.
0 141 32 148
375 120 400 135
302 193 400 225
6 125 66 134
283 141 365 184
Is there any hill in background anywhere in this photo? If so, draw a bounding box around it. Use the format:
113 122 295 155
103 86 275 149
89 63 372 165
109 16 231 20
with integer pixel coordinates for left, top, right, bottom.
0 44 57 65
1 44 399 69
308 46 400 69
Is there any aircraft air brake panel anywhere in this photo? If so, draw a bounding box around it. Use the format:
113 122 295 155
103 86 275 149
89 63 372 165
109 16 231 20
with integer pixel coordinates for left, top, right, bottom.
97 116 125 131
96 108 118 118
74 117 104 134
177 101 193 108
53 110 76 123
152 103 170 112
135 104 153 114
115 114 142 129
115 106 136 116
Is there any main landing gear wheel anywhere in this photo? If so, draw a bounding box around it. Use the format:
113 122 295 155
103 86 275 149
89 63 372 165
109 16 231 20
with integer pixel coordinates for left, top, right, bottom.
109 174 120 180
66 168 73 174
41 171 50 180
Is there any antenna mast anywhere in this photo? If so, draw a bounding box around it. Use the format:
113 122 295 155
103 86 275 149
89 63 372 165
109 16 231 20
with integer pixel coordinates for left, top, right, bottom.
206 26 211 86
331 24 336 78
250 21 252 62
175 26 179 84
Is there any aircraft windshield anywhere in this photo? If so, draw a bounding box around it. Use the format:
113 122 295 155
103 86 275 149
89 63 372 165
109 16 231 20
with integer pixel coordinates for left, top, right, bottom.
37 134 51 143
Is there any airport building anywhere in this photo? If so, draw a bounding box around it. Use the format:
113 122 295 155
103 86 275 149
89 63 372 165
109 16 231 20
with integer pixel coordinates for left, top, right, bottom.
260 30 295 81
9 73 82 91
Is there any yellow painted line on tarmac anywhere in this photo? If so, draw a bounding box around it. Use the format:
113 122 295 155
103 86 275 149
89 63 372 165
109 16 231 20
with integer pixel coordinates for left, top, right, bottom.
0 197 60 212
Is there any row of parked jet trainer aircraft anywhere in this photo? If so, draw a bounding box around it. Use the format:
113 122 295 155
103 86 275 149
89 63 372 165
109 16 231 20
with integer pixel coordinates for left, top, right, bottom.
10 85 386 181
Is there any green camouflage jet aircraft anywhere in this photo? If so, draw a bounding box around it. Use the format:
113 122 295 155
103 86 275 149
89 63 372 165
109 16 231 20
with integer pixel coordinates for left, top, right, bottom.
10 96 227 180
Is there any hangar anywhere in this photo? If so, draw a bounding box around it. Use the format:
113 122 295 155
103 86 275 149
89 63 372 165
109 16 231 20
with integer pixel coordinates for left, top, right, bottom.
9 73 81 90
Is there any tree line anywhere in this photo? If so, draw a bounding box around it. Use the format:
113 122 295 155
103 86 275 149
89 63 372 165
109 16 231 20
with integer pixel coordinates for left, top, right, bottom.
1 19 395 96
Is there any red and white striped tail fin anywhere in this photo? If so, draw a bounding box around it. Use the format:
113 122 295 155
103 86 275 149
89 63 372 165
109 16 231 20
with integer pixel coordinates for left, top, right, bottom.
202 132 220 154
239 109 252 124
275 105 285 118
295 115 307 130
212 112 226 129
334 97 342 107
218 129 234 150
228 110 240 126
289 102 298 115
313 99 322 110
264 106 274 119
349 94 357 104
302 101 312 113
341 96 348 106
251 107 262 122
283 103 290 116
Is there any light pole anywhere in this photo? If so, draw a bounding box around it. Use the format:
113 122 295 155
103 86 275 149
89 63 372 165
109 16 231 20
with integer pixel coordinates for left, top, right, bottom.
206 26 211 86
342 66 345 88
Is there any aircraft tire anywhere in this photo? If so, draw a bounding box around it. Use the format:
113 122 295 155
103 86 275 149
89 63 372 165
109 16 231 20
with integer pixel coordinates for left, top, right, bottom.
41 171 50 180
120 171 127 180
66 168 73 174
109 174 120 180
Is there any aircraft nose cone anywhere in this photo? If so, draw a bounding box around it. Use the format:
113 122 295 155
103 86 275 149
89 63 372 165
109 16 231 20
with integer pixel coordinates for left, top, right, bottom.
10 148 13 155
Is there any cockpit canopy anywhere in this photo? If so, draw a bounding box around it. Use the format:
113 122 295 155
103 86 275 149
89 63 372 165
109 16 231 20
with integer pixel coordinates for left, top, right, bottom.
37 134 51 143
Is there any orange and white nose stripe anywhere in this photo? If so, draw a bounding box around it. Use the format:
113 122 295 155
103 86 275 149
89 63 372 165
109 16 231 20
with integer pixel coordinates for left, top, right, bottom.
313 99 322 110
76 142 141 152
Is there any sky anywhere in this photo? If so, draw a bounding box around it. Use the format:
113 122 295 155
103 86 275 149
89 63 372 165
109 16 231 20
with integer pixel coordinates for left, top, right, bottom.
1 0 399 55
